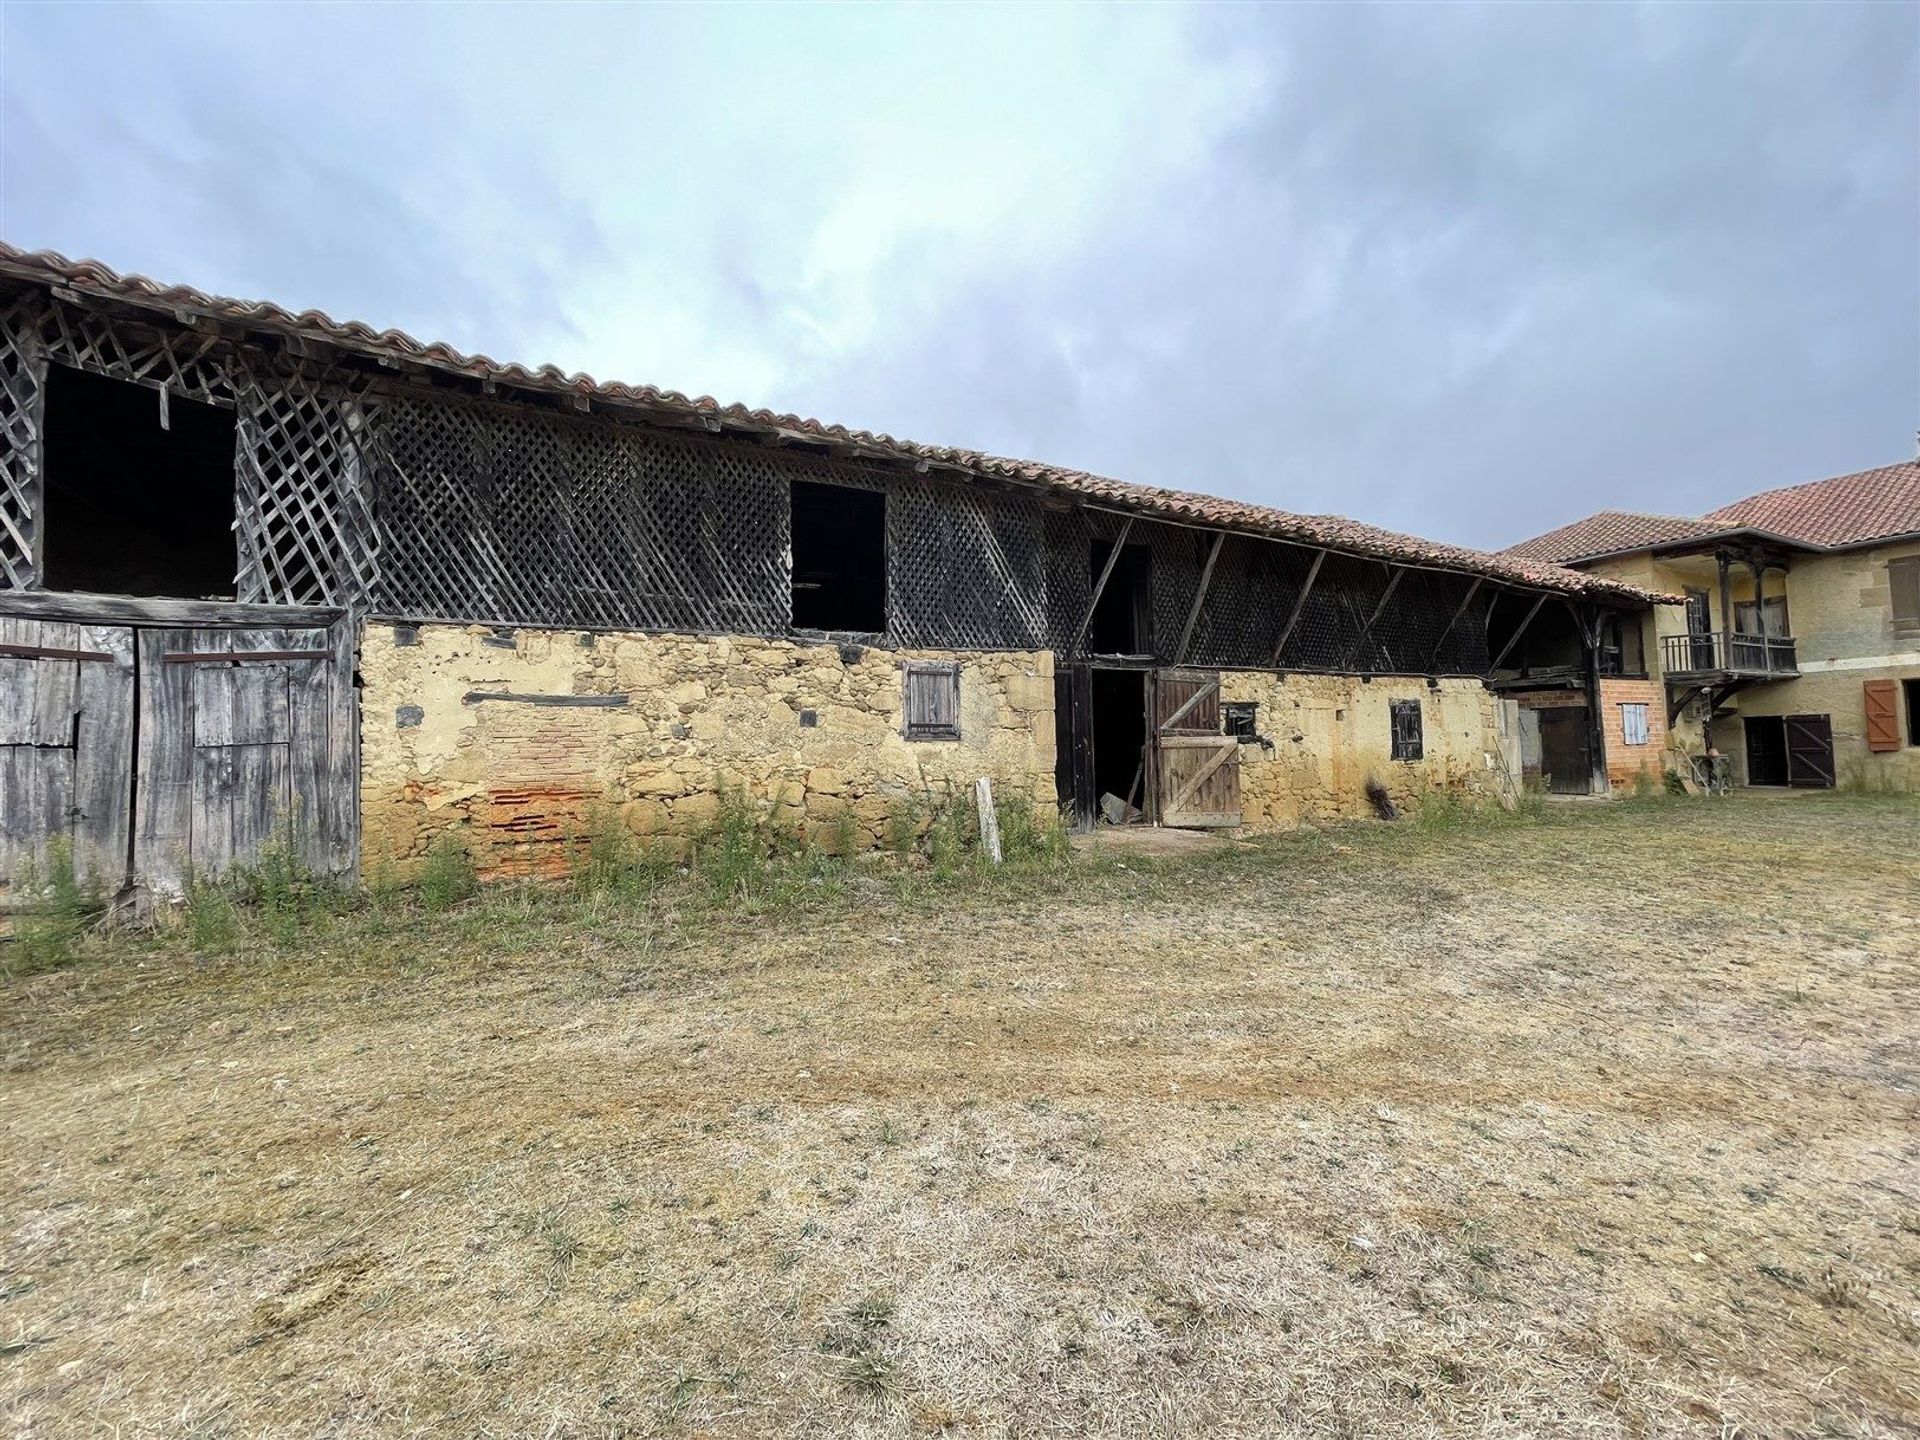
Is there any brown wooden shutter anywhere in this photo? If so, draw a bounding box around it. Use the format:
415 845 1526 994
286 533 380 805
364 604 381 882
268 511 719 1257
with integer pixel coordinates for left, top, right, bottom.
1863 678 1900 752
902 662 961 740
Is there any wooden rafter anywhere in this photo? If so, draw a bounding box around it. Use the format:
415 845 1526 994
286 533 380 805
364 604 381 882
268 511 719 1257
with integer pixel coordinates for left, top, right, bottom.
1338 564 1407 671
1489 592 1548 672
1420 575 1483 673
1269 548 1327 667
1069 516 1134 658
1174 531 1225 664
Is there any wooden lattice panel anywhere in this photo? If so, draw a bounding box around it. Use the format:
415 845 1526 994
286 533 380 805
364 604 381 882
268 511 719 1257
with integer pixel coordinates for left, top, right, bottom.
0 297 45 589
888 480 1047 650
37 299 236 406
237 370 381 607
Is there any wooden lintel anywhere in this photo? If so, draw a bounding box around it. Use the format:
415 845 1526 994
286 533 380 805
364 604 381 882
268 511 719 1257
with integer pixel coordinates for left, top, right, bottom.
1269 548 1327 666
0 589 342 629
1174 531 1225 664
1488 592 1549 672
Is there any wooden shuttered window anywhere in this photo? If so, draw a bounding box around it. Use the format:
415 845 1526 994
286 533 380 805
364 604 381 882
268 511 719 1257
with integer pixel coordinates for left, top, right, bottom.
1863 678 1901 753
1389 699 1423 762
902 662 961 740
1620 702 1650 746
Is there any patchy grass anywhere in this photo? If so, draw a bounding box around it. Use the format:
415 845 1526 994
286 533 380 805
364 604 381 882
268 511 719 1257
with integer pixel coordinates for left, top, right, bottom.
2 792 1916 1436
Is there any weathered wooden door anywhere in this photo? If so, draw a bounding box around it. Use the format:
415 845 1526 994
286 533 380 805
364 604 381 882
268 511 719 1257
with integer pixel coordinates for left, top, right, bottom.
1537 706 1592 795
1784 714 1835 789
1151 669 1241 827
134 624 355 890
0 619 136 891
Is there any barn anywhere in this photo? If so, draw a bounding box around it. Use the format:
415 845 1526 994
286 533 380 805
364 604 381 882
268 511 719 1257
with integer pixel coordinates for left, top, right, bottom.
0 245 1655 896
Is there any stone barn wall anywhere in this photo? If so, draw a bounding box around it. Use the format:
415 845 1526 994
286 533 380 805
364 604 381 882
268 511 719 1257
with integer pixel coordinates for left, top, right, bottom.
1218 673 1506 825
359 623 1057 876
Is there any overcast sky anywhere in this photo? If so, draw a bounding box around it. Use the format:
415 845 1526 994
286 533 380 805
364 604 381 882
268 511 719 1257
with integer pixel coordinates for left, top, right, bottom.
2 2 1913 549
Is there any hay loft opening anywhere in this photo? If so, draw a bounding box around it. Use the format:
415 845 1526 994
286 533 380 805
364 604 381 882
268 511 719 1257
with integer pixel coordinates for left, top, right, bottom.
40 364 237 598
790 479 885 633
1088 539 1152 655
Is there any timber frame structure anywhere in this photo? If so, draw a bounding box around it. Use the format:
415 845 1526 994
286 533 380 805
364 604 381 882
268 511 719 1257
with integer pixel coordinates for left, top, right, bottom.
0 244 1659 889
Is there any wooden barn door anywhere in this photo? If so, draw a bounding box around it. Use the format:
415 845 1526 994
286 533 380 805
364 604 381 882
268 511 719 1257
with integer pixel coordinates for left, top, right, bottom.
0 619 136 892
1784 714 1835 789
135 623 355 890
1537 706 1592 795
1151 669 1241 828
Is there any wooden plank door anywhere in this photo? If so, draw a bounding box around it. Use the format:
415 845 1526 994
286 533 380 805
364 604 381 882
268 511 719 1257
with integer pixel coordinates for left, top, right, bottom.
0 618 136 893
1784 714 1835 789
134 623 354 890
1152 669 1241 827
1053 664 1095 831
1538 706 1592 795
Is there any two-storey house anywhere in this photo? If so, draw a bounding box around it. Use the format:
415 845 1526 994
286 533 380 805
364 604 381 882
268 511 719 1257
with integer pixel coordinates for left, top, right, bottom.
1504 461 1920 790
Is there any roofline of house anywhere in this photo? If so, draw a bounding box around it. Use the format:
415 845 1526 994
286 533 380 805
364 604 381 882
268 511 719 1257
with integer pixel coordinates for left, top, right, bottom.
0 243 1664 609
1558 523 1920 569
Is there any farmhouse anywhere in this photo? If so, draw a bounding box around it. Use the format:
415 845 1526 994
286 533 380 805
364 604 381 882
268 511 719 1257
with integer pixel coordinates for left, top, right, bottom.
0 245 1655 895
1504 461 1920 790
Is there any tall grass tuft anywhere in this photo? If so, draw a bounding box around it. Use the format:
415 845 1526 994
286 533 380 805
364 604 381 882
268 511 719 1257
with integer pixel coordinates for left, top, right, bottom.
417 831 479 911
7 836 104 974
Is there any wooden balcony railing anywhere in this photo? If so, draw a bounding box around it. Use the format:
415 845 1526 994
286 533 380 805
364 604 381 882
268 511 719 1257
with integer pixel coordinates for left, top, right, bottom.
1660 631 1798 679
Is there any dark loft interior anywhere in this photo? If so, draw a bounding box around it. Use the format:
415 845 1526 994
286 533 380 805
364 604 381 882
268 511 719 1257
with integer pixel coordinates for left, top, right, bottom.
1088 540 1151 654
790 479 885 632
1090 667 1148 812
40 364 237 598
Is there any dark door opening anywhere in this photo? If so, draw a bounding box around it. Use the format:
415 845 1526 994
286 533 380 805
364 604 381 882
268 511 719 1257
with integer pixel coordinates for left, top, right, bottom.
790 479 885 633
1089 667 1148 818
1088 540 1152 655
40 364 238 598
1537 706 1592 794
1744 715 1789 786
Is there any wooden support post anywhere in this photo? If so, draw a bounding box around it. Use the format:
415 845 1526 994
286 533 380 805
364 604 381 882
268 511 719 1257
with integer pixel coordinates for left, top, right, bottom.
1069 516 1134 659
1420 575 1483 673
1716 550 1734 662
1174 531 1225 665
1747 552 1769 671
1269 548 1327 666
1575 602 1610 795
1488 592 1548 673
1338 564 1407 671
975 777 1002 865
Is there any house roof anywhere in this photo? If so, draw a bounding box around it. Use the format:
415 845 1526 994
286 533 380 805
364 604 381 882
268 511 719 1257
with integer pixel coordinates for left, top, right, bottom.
1704 461 1920 549
1503 461 1920 566
0 241 1654 604
1501 510 1729 564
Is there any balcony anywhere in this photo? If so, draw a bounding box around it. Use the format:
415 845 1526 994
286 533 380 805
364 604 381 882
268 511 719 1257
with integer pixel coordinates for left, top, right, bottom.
1661 631 1799 682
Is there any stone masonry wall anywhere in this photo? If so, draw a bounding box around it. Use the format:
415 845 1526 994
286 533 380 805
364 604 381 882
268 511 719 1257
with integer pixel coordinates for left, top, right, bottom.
359 624 1056 875
1218 673 1507 825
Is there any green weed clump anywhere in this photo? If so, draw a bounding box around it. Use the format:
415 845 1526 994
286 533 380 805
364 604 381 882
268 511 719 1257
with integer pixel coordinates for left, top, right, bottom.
568 805 673 902
182 864 240 953
7 836 104 974
692 782 845 912
417 831 480 911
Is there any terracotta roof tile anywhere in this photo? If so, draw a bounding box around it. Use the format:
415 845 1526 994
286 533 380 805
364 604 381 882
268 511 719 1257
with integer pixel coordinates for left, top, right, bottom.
1705 461 1920 548
1502 510 1727 563
1504 461 1920 565
0 242 1655 603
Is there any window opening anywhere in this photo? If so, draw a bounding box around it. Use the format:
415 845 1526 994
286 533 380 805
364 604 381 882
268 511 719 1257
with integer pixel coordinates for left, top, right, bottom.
1389 699 1423 761
40 363 237 598
791 479 885 633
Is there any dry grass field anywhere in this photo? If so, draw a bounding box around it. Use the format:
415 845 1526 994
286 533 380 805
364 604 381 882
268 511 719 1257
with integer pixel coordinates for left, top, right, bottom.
3 793 1917 1438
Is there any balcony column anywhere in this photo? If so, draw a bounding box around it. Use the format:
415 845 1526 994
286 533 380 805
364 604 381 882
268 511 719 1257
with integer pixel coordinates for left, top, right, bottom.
1747 553 1769 671
1716 550 1734 667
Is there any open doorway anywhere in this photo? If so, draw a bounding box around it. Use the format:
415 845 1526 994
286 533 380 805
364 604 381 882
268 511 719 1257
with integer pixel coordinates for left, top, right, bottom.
1088 539 1151 655
791 479 886 633
39 364 238 598
1090 667 1148 819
